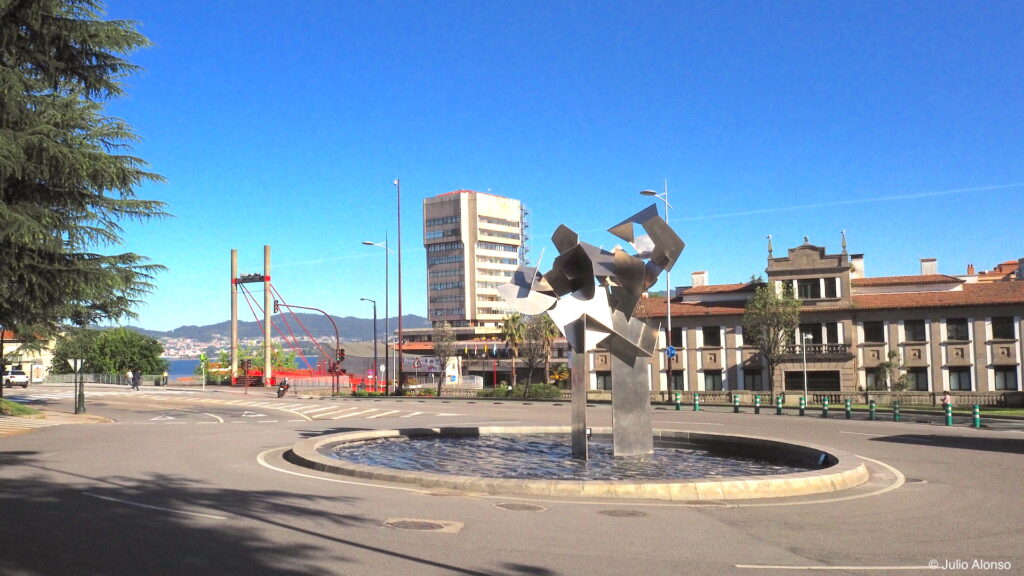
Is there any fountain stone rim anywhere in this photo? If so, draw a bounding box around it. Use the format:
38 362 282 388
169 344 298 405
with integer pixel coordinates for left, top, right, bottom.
285 426 870 502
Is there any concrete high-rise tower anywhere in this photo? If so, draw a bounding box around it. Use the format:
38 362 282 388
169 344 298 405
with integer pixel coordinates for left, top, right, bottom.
422 190 524 331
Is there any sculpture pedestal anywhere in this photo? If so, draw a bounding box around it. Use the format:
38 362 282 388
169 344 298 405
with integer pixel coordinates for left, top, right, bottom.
611 355 654 457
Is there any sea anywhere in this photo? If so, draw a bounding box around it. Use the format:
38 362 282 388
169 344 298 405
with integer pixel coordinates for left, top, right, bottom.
166 358 201 379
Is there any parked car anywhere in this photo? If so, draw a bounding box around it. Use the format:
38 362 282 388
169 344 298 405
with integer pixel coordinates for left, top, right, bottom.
3 369 29 388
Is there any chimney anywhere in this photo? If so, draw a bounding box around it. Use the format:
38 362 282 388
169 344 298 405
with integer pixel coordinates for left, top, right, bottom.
850 255 864 279
967 264 976 276
692 271 708 287
921 258 938 276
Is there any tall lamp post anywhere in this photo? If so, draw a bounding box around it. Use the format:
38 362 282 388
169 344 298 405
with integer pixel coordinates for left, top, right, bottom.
362 235 392 395
360 298 378 392
641 181 673 392
275 300 341 396
394 178 404 394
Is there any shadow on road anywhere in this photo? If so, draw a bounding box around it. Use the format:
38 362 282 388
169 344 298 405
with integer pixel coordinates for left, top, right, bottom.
869 434 1024 454
0 449 561 575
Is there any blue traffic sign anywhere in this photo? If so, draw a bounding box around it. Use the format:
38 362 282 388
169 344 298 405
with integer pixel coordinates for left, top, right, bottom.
666 346 677 359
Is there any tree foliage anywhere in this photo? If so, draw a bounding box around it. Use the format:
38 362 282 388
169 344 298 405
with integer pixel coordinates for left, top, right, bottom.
431 321 458 397
50 327 167 375
741 283 801 391
500 312 525 388
0 0 167 339
520 314 557 399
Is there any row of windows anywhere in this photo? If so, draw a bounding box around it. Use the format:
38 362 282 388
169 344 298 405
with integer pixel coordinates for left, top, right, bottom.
479 216 518 228
479 229 520 241
694 318 1017 347
429 255 464 265
430 294 463 304
426 215 460 227
431 307 465 316
427 241 463 253
477 241 518 253
429 281 464 291
699 367 1018 392
429 267 464 278
478 306 513 316
478 268 514 279
477 281 506 290
793 277 840 300
477 256 518 265
425 228 459 240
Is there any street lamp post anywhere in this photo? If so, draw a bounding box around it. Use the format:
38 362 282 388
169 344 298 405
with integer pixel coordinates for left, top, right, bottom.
394 178 404 394
362 235 393 395
641 181 673 392
274 300 340 396
361 298 378 392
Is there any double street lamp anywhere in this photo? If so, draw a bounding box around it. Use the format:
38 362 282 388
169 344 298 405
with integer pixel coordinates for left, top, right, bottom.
641 181 673 391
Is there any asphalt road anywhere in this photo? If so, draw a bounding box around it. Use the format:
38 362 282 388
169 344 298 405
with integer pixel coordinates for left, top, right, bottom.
1 384 1021 576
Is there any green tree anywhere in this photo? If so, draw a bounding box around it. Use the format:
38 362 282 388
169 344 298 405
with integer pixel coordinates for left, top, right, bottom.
875 350 908 392
0 1 167 342
50 327 167 376
521 314 554 399
432 321 458 397
741 283 801 392
500 312 526 388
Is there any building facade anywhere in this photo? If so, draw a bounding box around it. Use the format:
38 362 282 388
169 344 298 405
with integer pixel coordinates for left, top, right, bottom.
633 239 1024 398
421 190 526 333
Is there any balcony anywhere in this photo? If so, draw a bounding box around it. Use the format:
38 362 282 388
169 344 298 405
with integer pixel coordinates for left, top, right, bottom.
782 343 854 362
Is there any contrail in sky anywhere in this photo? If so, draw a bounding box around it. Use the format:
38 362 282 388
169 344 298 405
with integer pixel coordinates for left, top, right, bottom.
677 182 1024 222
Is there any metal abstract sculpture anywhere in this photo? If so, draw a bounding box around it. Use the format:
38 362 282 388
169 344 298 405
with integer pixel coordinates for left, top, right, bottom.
499 204 684 459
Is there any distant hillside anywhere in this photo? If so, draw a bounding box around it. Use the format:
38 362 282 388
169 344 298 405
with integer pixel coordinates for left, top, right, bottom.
129 313 431 342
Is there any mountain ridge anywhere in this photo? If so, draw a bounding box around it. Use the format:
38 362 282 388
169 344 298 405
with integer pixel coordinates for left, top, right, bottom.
127 313 431 342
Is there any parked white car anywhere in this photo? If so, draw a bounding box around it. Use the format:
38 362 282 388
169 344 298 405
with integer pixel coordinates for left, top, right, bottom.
3 369 29 388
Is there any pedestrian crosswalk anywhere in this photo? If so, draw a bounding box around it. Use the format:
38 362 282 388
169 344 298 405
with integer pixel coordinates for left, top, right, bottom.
187 397 461 421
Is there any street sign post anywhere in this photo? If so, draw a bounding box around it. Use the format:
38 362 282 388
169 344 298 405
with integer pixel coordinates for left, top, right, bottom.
67 358 85 414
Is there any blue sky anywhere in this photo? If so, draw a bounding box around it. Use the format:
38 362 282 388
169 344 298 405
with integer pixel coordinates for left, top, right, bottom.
103 1 1024 331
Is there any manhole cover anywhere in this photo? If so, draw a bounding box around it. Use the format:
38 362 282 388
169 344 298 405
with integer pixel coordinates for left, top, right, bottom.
383 518 464 533
494 502 547 512
598 509 648 518
385 520 445 531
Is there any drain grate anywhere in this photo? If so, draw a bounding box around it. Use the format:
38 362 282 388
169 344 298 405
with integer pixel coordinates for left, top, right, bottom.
494 502 547 512
598 509 648 518
383 518 464 533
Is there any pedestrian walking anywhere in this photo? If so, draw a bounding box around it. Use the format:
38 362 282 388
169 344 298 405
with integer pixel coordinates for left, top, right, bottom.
131 368 141 391
941 391 952 410
126 369 134 390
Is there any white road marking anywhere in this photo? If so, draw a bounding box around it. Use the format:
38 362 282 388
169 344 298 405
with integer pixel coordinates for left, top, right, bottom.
401 412 424 418
333 409 378 419
366 410 401 419
83 492 228 520
202 413 224 423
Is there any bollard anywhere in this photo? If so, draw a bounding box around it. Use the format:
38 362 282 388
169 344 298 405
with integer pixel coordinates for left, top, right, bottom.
972 404 981 429
733 394 740 414
799 396 806 417
693 393 701 412
674 391 681 411
822 397 829 418
776 395 783 415
845 397 852 419
945 402 953 426
893 400 901 422
869 399 877 421
754 395 761 415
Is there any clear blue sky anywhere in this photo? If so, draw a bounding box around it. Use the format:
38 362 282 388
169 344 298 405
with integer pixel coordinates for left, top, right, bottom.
103 1 1024 331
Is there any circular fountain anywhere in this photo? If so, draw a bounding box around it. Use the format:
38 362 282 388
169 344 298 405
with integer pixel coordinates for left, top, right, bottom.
285 426 869 502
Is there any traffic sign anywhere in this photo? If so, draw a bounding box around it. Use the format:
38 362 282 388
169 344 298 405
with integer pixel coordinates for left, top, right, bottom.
666 346 677 359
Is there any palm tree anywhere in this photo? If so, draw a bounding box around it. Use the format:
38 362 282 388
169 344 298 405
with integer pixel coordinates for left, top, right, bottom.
500 313 526 388
538 314 561 385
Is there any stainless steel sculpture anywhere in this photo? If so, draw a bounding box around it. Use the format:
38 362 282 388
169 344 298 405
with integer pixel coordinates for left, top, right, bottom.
499 204 684 459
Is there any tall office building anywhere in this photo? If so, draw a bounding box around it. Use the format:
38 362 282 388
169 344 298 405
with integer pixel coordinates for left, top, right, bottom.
422 190 526 332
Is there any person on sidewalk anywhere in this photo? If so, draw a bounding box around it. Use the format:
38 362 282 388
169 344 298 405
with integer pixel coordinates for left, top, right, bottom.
131 368 141 391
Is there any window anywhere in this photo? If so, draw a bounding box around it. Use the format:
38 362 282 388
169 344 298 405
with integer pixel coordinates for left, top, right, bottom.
825 322 839 344
704 371 723 391
906 367 929 391
702 326 721 347
946 318 969 341
824 278 838 298
797 279 821 299
744 370 764 391
800 323 821 344
904 320 926 342
994 367 1018 391
865 370 879 391
992 317 1015 340
863 321 885 343
948 367 972 391
669 372 684 391
596 373 612 391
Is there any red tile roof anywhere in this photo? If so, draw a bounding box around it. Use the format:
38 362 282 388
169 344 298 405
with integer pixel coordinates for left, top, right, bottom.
680 282 760 295
851 274 962 287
